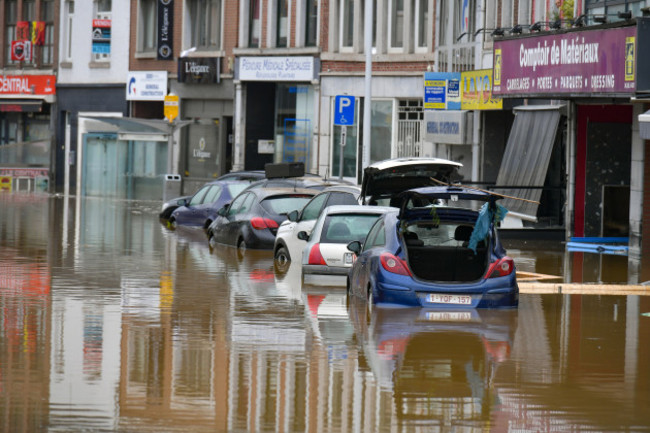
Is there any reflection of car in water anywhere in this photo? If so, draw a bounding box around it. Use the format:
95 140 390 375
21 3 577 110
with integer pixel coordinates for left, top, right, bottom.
347 296 517 425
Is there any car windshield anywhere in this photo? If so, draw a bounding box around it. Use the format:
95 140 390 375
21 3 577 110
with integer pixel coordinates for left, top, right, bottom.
260 195 313 215
320 214 382 244
226 183 249 197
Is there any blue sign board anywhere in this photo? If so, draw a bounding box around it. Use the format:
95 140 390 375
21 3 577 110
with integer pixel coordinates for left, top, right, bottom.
424 72 461 110
334 95 355 126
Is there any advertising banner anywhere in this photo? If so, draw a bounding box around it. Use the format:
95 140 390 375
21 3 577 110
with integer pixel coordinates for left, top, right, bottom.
237 57 316 81
157 0 174 60
461 69 502 110
92 19 111 54
178 57 220 84
424 72 461 110
493 25 636 97
0 75 55 95
127 71 168 100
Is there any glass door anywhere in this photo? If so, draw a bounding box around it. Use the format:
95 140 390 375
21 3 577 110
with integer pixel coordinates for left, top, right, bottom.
82 133 127 198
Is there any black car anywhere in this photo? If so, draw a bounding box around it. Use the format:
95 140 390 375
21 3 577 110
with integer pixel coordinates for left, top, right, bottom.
159 170 266 219
206 187 316 251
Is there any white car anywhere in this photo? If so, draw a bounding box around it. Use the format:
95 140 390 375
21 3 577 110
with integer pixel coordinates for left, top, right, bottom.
273 185 361 270
300 205 394 275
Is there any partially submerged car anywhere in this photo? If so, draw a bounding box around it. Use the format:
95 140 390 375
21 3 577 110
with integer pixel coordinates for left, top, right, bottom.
168 180 251 229
273 185 361 269
301 205 393 276
346 186 518 309
206 187 316 251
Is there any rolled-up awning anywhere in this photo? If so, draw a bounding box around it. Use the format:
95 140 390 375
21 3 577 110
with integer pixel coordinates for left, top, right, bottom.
495 105 563 220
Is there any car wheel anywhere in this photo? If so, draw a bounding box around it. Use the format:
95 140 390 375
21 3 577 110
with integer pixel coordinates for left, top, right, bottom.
203 220 212 231
237 238 246 259
274 246 291 274
168 218 177 229
366 284 374 318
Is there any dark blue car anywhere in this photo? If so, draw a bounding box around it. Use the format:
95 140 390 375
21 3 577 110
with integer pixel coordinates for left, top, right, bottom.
346 186 519 309
169 180 252 229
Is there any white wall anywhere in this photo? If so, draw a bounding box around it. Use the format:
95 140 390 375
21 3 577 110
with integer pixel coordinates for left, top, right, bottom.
57 0 130 85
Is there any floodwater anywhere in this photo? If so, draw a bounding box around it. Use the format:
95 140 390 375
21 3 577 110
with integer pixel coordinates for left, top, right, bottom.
1 193 649 433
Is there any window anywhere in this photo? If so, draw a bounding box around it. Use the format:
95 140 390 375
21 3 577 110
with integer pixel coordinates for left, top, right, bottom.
389 0 404 49
62 0 74 62
93 0 111 62
189 185 212 206
227 193 249 216
305 0 318 46
138 0 157 54
5 0 17 65
300 193 328 221
249 0 261 47
277 0 289 47
188 0 222 50
40 0 54 65
340 0 355 49
415 0 428 49
363 220 385 250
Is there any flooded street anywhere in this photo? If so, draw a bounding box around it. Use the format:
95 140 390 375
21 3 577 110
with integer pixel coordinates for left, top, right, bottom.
1 193 649 432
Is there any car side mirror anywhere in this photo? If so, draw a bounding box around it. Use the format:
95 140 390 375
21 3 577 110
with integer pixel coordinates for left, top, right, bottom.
287 210 299 222
297 231 309 241
178 198 188 207
217 203 229 216
347 240 362 255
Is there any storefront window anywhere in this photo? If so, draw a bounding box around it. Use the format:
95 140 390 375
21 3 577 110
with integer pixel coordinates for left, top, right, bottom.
370 100 393 163
274 84 314 165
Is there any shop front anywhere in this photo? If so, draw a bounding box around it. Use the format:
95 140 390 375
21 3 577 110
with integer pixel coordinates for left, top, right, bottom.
0 74 56 192
234 56 319 172
492 23 639 247
172 56 234 193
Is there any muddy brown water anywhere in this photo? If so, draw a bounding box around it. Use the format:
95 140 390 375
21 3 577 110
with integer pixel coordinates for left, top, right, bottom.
1 194 649 432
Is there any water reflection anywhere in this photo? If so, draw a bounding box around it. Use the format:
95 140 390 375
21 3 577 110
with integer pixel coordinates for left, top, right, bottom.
0 194 649 432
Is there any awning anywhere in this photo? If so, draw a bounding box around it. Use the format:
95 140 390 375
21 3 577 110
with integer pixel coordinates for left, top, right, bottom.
495 105 563 220
80 116 170 142
0 100 43 112
639 110 650 139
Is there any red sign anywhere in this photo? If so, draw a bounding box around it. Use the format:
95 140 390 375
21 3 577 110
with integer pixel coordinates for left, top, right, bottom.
11 40 32 62
0 75 56 95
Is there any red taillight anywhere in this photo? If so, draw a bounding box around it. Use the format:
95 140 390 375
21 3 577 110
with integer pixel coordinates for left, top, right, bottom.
486 256 515 279
308 244 326 265
380 253 411 276
250 217 279 230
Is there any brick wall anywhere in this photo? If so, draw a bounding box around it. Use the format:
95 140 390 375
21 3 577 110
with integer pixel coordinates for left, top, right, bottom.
321 60 430 73
129 0 182 74
223 1 239 74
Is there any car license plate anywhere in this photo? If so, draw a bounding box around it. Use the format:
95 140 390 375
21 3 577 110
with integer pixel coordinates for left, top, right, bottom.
426 311 472 321
344 252 354 264
426 294 472 305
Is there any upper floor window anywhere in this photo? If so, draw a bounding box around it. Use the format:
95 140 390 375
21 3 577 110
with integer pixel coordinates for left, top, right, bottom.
137 0 157 54
388 0 404 49
5 0 54 67
415 0 429 49
340 0 355 50
187 0 222 50
62 0 74 62
249 0 261 47
305 0 318 46
277 0 289 47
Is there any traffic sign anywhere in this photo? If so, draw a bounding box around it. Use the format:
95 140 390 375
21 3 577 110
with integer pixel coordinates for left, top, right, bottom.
334 95 355 126
164 94 179 123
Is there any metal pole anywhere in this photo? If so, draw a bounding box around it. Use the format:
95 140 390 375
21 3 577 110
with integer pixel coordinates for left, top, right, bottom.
339 125 347 179
362 0 372 172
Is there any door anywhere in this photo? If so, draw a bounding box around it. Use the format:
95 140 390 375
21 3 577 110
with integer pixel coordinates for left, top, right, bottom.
82 133 127 198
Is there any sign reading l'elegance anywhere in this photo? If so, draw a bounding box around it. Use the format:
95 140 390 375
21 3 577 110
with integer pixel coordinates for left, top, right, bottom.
237 57 317 81
178 57 220 84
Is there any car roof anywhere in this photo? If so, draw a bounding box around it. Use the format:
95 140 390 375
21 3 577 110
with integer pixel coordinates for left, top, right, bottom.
247 187 317 199
318 185 361 195
321 205 395 216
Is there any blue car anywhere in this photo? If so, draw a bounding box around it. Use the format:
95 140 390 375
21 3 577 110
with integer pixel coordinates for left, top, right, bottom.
169 180 252 229
346 186 519 309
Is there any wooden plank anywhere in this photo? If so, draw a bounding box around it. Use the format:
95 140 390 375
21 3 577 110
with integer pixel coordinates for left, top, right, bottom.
519 282 650 296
